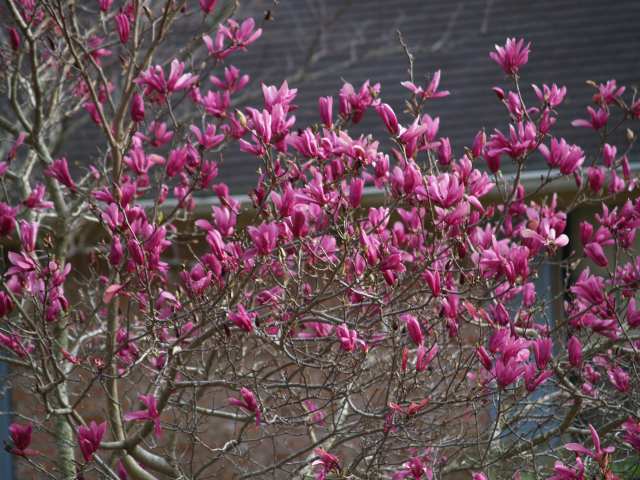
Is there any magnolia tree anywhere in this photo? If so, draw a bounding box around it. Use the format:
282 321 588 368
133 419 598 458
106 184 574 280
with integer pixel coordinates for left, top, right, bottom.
0 1 639 479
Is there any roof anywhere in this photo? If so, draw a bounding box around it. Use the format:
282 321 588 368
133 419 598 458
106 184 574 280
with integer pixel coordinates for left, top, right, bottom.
68 0 640 195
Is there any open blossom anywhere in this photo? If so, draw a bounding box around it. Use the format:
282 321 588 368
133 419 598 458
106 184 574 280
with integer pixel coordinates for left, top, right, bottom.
593 79 625 105
532 83 566 107
228 304 255 333
136 59 197 100
548 458 585 480
336 324 367 352
210 65 249 93
490 38 530 75
571 106 609 130
45 157 77 191
248 222 279 255
416 343 439 372
312 448 340 480
339 80 380 124
539 138 584 175
124 394 162 437
77 421 106 462
203 18 262 59
401 70 450 100
228 387 261 426
565 424 614 462
607 366 630 392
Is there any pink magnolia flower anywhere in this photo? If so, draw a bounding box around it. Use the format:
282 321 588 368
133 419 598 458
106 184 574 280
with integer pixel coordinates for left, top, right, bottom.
548 458 585 480
200 90 230 117
523 364 553 392
303 400 326 425
565 424 614 462
318 96 333 127
9 423 38 456
136 60 197 101
401 314 424 346
416 344 439 372
393 454 433 480
593 79 625 105
210 65 249 93
587 166 605 192
115 13 130 44
190 124 225 150
7 27 21 51
622 417 640 452
130 92 145 122
248 222 279 255
532 83 566 107
401 70 450 100
583 242 608 268
124 394 162 437
45 157 76 192
532 337 553 370
602 143 616 167
98 0 113 12
228 304 255 333
490 38 530 75
312 448 341 480
228 387 261 426
18 220 38 253
6 131 26 162
376 103 399 135
203 18 262 59
77 420 106 462
607 366 630 392
567 336 582 367
538 138 585 175
336 324 367 352
339 80 380 124
494 357 524 388
199 0 217 14
0 203 17 236
571 107 609 130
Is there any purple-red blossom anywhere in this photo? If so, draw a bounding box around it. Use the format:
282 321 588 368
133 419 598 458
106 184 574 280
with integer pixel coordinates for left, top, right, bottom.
571 107 609 130
203 18 262 59
336 324 367 352
77 421 106 462
539 138 585 175
124 394 162 437
401 70 450 100
489 38 530 75
136 60 197 101
199 0 217 14
401 314 424 346
312 448 341 480
228 304 255 333
45 157 77 191
565 424 614 462
622 417 640 452
228 387 261 426
8 423 38 456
